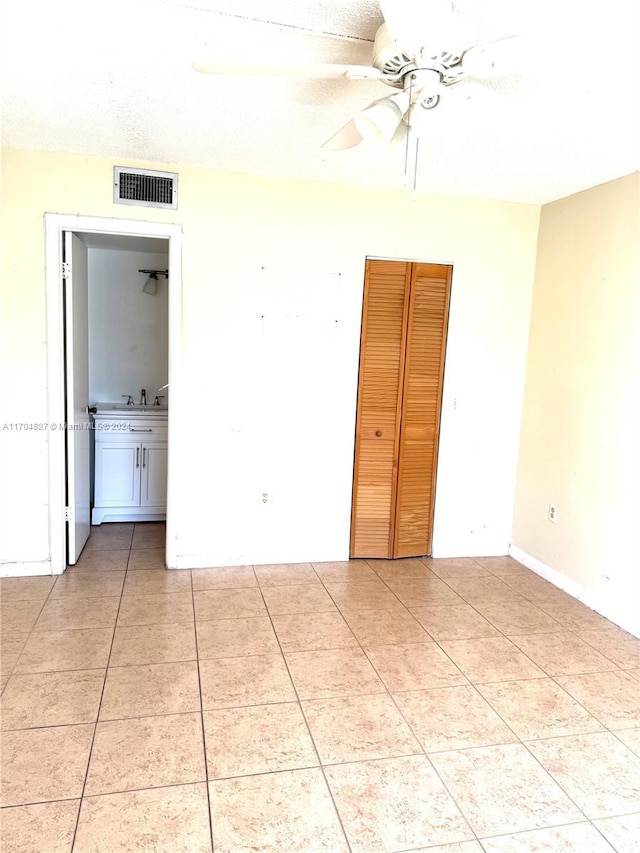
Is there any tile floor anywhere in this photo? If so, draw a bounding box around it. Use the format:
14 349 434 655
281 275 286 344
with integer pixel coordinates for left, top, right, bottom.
1 523 640 851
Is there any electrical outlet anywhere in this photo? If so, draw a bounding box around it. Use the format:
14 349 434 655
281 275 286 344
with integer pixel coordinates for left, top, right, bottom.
262 492 268 504
548 504 557 523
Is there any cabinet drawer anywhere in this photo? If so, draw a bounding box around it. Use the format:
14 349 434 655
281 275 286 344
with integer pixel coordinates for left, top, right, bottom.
94 418 168 443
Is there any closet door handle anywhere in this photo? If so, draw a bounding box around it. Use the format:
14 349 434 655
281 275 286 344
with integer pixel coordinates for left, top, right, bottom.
136 447 140 468
142 447 147 468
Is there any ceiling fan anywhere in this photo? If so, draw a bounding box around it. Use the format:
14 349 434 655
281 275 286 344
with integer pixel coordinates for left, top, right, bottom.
193 0 522 151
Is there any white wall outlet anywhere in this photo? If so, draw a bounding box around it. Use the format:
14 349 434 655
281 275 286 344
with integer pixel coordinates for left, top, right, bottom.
261 492 268 504
548 504 557 523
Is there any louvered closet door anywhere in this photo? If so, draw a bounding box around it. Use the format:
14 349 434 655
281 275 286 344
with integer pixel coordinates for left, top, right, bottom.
350 260 411 558
393 263 451 557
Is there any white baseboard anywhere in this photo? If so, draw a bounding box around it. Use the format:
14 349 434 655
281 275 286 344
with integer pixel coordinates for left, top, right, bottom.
509 545 640 638
0 560 58 578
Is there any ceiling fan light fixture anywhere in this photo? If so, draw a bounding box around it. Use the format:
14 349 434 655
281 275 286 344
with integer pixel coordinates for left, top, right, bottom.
354 90 411 145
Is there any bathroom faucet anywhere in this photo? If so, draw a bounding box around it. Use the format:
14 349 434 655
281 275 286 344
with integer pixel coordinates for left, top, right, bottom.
121 395 134 406
153 395 165 406
140 389 147 405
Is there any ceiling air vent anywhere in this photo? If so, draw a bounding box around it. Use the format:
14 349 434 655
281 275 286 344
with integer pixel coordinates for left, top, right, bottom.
113 166 178 210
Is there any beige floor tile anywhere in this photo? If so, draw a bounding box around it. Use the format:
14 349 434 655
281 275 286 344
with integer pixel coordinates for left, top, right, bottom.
71 549 129 571
578 629 640 669
15 628 113 673
430 743 583 836
615 727 640 756
1 723 94 806
475 600 562 634
630 668 640 681
396 685 517 752
85 712 205 795
271 611 358 652
323 580 401 611
479 822 617 852
509 632 617 676
528 731 640 818
0 633 29 677
477 678 605 740
0 576 55 601
196 615 279 659
123 569 191 596
326 755 473 853
110 622 196 666
125 548 166 570
311 560 379 583
385 576 465 607
191 565 257 590
410 844 484 853
74 783 212 853
593 813 640 853
51 571 125 599
261 583 337 615
0 600 43 634
411 604 501 641
285 647 384 700
253 562 320 586
100 661 200 719
199 653 296 709
366 558 433 580
365 642 467 691
302 693 420 764
343 609 430 645
555 669 640 729
117 592 194 627
422 557 492 578
499 573 566 601
442 577 527 605
471 556 524 573
36 595 120 630
193 587 266 620
204 702 317 778
537 600 618 633
209 768 348 853
1 669 104 729
84 525 133 552
0 799 80 853
438 637 545 683
131 522 166 550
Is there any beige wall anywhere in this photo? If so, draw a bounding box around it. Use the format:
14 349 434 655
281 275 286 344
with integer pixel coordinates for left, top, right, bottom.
512 173 640 634
1 148 540 573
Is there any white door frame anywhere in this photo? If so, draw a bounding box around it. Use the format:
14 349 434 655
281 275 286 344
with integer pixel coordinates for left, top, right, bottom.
45 213 182 573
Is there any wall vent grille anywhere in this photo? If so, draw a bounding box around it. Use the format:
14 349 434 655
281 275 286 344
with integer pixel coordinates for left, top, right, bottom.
113 167 178 209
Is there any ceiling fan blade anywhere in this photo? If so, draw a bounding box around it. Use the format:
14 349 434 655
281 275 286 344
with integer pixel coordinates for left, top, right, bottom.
193 60 384 80
321 119 364 151
461 35 523 79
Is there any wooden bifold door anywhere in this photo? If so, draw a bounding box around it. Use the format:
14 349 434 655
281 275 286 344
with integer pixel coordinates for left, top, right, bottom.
350 258 452 559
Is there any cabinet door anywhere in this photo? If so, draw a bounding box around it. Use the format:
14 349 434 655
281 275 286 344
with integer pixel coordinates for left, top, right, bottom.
140 443 168 507
94 442 141 507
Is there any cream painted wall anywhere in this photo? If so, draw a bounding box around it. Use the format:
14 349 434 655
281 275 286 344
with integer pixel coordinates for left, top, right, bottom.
0 148 540 572
512 173 640 635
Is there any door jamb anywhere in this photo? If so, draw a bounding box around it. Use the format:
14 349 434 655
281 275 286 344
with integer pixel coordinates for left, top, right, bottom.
45 213 182 574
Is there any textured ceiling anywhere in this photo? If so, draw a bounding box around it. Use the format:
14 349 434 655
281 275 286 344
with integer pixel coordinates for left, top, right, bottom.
1 0 639 203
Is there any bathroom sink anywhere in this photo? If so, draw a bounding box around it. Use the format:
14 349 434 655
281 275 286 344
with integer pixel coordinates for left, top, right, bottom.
93 402 168 416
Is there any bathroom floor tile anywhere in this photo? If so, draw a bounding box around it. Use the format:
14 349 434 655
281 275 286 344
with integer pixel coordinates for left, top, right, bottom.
0 669 105 729
36 595 120 630
364 642 467 691
193 587 266 620
123 568 191 596
253 562 320 586
593 813 640 853
477 678 605 740
271 611 359 652
110 622 196 666
0 576 55 601
100 661 201 719
0 799 81 853
0 600 44 634
71 549 130 572
125 548 166 570
384 576 464 607
261 582 337 615
204 702 317 778
438 637 545 683
479 822 618 852
199 653 296 709
285 647 384 700
326 755 473 853
191 565 257 590
130 522 166 550
410 604 501 641
509 632 618 676
15 628 113 673
527 731 640 818
209 768 348 853
84 525 133 552
429 742 583 836
311 560 379 583
555 669 640 729
342 608 430 645
196 616 279 659
117 592 194 627
394 685 517 752
51 571 125 599
302 693 420 764
0 633 29 677
1 723 94 806
85 712 206 795
74 783 212 853
324 581 401 611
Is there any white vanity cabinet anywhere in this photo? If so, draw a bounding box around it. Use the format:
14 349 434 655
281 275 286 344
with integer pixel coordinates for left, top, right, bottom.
92 412 168 524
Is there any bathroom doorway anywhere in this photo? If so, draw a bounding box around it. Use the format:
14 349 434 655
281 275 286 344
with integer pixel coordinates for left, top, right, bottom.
44 215 182 573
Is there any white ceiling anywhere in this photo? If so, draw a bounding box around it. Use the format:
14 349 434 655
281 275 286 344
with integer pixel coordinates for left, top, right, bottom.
1 0 639 204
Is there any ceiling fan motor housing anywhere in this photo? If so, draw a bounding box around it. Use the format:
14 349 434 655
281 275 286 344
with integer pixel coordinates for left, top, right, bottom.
372 23 415 86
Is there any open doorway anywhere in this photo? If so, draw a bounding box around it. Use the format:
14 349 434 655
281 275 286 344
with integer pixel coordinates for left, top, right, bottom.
45 215 182 574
